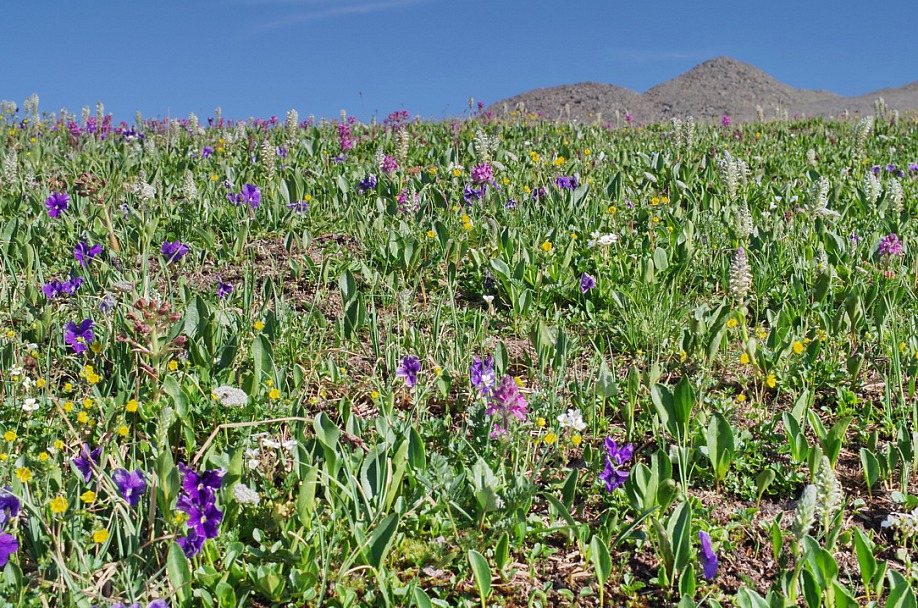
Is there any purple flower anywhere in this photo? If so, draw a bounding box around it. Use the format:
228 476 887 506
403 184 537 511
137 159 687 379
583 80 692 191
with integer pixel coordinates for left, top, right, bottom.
216 278 233 299
99 294 116 314
45 192 70 218
177 463 224 504
286 200 309 214
397 188 419 213
0 486 20 529
505 199 517 209
555 175 578 190
886 164 897 173
878 233 904 257
201 146 213 159
470 356 495 396
242 184 261 208
909 162 918 173
470 163 494 185
581 273 596 294
598 438 633 492
380 155 399 175
72 444 103 483
148 601 170 608
463 183 484 204
44 276 85 299
698 531 718 580
721 115 731 127
485 376 528 437
531 186 547 201
276 146 287 159
112 469 147 507
63 319 95 354
395 355 421 388
176 530 205 558
184 499 223 539
0 533 17 567
872 165 881 175
357 174 378 194
74 241 103 266
161 241 189 263
332 154 345 164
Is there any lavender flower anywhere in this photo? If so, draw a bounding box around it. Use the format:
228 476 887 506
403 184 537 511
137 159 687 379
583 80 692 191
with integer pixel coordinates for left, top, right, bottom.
397 189 419 213
580 273 596 294
99 294 116 314
63 319 95 354
463 183 484 204
395 355 421 388
485 376 528 437
886 164 897 173
175 463 225 557
201 146 213 159
74 241 102 266
216 278 233 299
0 487 20 529
42 276 84 299
181 498 223 539
177 463 224 504
598 438 633 492
0 534 17 567
698 531 718 580
72 444 102 483
45 192 70 218
276 146 287 159
161 241 189 263
112 469 146 507
505 198 517 209
878 233 904 257
531 186 547 200
176 530 205 558
470 356 496 396
286 200 309 214
357 174 378 194
909 162 918 173
470 163 494 185
555 175 578 190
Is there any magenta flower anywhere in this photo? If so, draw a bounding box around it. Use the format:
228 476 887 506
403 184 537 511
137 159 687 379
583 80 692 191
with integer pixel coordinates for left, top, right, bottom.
698 531 718 580
63 319 95 354
878 233 904 257
470 163 494 185
721 115 732 127
485 376 528 437
161 241 189 263
380 155 399 175
45 192 70 218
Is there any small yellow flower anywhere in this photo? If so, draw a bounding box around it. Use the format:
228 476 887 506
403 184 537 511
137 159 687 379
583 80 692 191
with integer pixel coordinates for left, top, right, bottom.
529 152 540 163
16 467 32 482
726 318 738 328
652 216 660 223
36 378 46 388
571 434 582 446
544 432 558 445
452 168 462 177
80 490 96 504
426 229 436 239
736 394 747 403
757 328 767 340
739 353 751 365
552 156 565 167
502 177 510 185
3 431 15 442
63 382 73 392
126 399 138 413
304 194 312 201
92 529 109 544
82 398 93 409
0 454 7 462
38 452 49 462
53 440 64 450
77 411 89 424
168 360 178 372
50 496 67 514
5 330 14 339
211 174 219 181
254 321 265 331
899 342 907 352
513 377 524 388
118 425 129 437
173 511 188 525
651 197 660 206
607 205 616 214
792 340 804 354
269 388 280 400
583 149 591 156
90 342 102 354
679 350 687 363
536 417 546 428
433 366 442 376
540 241 553 252
766 374 777 389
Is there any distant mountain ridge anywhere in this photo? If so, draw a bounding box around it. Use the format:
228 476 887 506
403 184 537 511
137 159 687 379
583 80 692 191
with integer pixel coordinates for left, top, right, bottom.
489 57 918 123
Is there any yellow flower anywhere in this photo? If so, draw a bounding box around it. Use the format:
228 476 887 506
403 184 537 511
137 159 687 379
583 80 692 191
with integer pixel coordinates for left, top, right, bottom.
766 374 777 388
426 229 436 239
678 350 687 363
0 454 6 462
82 398 93 409
529 152 540 163
126 399 138 413
540 241 553 252
739 353 750 365
16 467 32 482
571 434 582 446
536 417 546 428
736 394 746 403
370 390 379 400
269 388 280 400
86 370 100 383
583 149 591 156
899 342 907 352
92 529 109 544
36 378 46 388
118 425 129 437
50 496 67 514
168 360 178 372
757 328 767 340
211 174 219 182
5 330 14 339
652 216 660 223
63 382 73 392
90 342 102 354
63 401 74 412
544 432 558 445
726 318 738 328
77 411 89 424
513 377 524 388
651 197 660 206
38 452 49 462
3 431 15 442
80 490 96 504
53 440 64 450
552 156 565 167
254 321 265 331
173 511 188 525
304 194 312 202
452 168 462 177
792 340 804 354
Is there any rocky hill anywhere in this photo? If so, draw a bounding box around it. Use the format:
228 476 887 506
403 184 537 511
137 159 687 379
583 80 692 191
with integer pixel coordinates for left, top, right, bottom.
488 57 918 123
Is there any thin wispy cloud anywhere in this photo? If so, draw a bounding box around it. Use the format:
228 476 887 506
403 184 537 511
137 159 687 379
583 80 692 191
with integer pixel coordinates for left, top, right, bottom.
252 0 429 33
603 48 712 63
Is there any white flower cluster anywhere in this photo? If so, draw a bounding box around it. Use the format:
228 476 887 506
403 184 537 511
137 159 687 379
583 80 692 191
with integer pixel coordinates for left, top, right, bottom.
889 179 904 214
807 176 839 219
717 151 749 200
232 483 261 506
864 171 881 205
729 247 753 300
212 385 248 407
556 408 586 432
882 509 918 538
587 231 619 248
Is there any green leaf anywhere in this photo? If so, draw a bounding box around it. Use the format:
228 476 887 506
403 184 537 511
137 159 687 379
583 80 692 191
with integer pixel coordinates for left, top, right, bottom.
590 535 612 587
887 570 917 608
494 532 510 574
468 549 492 604
167 542 192 606
215 582 237 608
667 502 693 576
706 412 735 482
366 513 399 571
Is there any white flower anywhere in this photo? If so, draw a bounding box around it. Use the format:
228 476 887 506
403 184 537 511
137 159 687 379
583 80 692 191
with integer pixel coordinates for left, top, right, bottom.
245 448 261 470
21 376 34 389
212 385 248 407
557 408 587 432
9 365 23 377
232 483 261 506
588 232 620 248
261 438 281 449
282 440 297 451
22 398 39 412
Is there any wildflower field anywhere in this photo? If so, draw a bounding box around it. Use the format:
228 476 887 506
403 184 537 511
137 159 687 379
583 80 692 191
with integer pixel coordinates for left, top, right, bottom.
1 98 918 608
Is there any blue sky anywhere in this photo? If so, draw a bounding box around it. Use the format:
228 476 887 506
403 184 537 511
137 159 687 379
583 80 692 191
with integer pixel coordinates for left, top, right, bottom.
1 0 914 123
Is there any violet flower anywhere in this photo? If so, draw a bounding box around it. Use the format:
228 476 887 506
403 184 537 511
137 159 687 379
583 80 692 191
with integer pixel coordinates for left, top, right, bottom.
216 278 233 299
112 469 147 507
72 444 103 483
698 531 718 580
581 273 596 294
0 533 17 567
45 192 70 218
463 184 483 204
177 463 224 503
357 174 378 194
555 175 578 190
43 276 83 299
395 355 421 388
531 186 547 201
74 241 103 267
0 486 20 529
470 356 495 396
598 438 633 492
161 241 189 263
63 319 95 354
201 146 213 159
176 530 205 559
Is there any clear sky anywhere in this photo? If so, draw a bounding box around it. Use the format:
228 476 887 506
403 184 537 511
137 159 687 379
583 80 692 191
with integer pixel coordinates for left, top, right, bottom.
1 0 914 123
